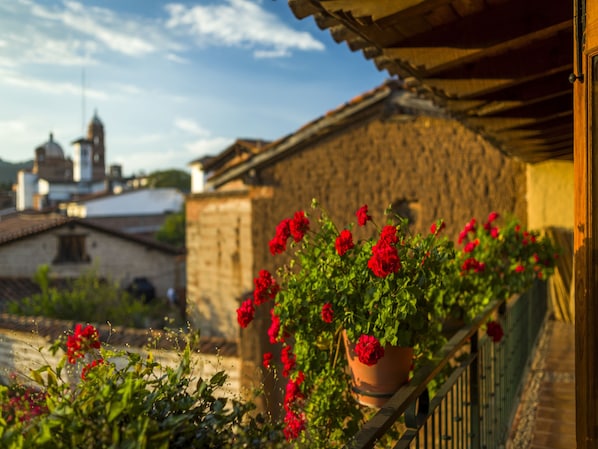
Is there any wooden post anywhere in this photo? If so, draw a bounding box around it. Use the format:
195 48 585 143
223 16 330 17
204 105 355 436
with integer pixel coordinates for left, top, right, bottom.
575 1 598 446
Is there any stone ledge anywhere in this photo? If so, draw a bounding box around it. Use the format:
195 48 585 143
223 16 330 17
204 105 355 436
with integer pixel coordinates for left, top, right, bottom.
0 313 237 357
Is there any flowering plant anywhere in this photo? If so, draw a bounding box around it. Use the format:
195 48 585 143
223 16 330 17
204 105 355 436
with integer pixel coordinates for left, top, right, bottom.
448 211 558 320
0 324 284 448
237 200 456 446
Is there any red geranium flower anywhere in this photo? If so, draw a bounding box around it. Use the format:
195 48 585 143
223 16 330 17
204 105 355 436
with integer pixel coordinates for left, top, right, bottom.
321 303 334 323
486 320 504 343
66 324 101 364
289 211 309 242
281 345 296 377
430 220 445 235
269 218 292 255
253 270 280 305
335 229 354 256
81 358 105 380
354 334 385 366
461 257 486 273
368 240 401 278
268 308 282 343
236 298 255 328
484 211 500 230
464 239 479 253
379 225 399 245
355 204 372 226
283 410 306 440
283 373 305 411
262 352 273 369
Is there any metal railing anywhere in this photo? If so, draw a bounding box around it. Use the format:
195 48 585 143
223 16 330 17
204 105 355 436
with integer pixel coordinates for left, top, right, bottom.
346 281 548 449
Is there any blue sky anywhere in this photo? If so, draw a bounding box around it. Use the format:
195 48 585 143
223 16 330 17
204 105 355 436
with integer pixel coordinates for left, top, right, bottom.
0 0 388 176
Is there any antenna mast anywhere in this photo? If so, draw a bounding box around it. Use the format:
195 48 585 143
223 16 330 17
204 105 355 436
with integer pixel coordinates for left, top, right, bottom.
81 68 86 135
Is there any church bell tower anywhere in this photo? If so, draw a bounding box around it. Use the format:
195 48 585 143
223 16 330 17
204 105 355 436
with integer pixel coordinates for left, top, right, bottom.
87 109 106 181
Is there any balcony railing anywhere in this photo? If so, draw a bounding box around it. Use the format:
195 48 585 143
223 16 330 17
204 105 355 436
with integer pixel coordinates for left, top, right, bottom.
346 281 548 449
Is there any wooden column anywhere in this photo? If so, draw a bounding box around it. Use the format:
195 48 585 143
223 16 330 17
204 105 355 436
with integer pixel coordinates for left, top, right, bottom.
575 1 598 447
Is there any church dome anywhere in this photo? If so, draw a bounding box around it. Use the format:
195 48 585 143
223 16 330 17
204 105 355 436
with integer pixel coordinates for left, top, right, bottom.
37 133 64 159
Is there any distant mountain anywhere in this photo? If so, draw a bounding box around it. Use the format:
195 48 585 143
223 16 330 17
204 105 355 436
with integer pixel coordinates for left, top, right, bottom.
0 158 33 187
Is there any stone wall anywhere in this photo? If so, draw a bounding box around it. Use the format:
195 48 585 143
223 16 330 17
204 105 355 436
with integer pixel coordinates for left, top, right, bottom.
251 116 528 277
186 114 529 342
186 192 254 340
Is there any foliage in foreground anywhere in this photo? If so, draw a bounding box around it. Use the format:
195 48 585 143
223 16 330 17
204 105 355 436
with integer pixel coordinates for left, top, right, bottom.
0 325 284 448
8 266 181 329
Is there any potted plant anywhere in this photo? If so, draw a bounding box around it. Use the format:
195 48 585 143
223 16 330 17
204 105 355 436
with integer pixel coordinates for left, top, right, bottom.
447 212 558 323
237 199 456 446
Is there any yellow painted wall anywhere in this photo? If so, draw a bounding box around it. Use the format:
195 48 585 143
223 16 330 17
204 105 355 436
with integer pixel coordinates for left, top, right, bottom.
527 160 574 230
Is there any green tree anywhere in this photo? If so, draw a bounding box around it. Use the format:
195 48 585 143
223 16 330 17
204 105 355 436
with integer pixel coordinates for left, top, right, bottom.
8 265 180 328
146 169 191 192
155 209 186 248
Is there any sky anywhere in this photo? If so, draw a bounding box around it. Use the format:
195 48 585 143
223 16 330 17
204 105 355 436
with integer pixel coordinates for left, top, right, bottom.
0 0 389 176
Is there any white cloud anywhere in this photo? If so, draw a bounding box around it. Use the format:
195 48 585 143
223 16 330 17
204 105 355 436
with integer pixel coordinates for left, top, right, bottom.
166 53 189 64
164 0 325 58
14 0 182 60
174 118 211 137
0 119 27 133
112 82 144 96
31 1 156 56
185 137 233 157
114 150 185 174
0 68 107 99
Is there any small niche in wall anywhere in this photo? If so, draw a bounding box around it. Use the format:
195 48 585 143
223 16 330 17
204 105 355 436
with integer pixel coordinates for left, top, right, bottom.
390 199 420 228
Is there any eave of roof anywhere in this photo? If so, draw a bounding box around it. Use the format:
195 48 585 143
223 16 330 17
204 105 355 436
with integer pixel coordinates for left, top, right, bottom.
206 80 434 189
0 213 184 255
287 0 573 164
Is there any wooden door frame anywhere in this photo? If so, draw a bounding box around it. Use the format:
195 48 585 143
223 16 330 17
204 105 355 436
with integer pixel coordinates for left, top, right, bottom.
575 1 598 447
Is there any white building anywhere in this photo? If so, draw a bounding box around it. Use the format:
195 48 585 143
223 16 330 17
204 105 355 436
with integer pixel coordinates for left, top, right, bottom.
15 112 114 211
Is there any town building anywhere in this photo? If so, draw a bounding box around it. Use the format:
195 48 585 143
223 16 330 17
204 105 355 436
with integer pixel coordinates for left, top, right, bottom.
0 212 185 311
16 111 118 211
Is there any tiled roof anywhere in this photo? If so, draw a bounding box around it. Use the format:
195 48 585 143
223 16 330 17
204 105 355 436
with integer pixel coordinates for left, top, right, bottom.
0 212 184 255
205 80 440 189
0 212 68 244
0 277 70 312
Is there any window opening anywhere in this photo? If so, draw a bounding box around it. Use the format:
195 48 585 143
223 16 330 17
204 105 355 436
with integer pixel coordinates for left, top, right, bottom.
54 234 90 263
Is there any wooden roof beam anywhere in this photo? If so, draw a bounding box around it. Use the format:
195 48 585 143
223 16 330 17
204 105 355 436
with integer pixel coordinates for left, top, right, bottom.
431 33 571 80
422 62 571 100
319 0 451 23
383 21 571 75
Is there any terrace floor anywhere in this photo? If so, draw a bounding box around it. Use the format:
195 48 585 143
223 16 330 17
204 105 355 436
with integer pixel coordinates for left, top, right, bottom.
508 319 576 449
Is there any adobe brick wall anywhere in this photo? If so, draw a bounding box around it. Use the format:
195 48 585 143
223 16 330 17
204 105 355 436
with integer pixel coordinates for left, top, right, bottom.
186 192 254 339
251 115 527 277
186 115 527 343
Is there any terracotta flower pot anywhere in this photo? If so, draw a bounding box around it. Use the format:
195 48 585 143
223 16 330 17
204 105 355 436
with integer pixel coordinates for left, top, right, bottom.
343 332 414 408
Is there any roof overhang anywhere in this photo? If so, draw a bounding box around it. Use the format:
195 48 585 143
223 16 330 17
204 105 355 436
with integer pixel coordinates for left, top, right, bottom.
289 0 573 163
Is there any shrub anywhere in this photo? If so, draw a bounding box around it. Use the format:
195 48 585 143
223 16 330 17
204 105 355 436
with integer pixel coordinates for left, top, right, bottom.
0 325 284 448
8 265 181 329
